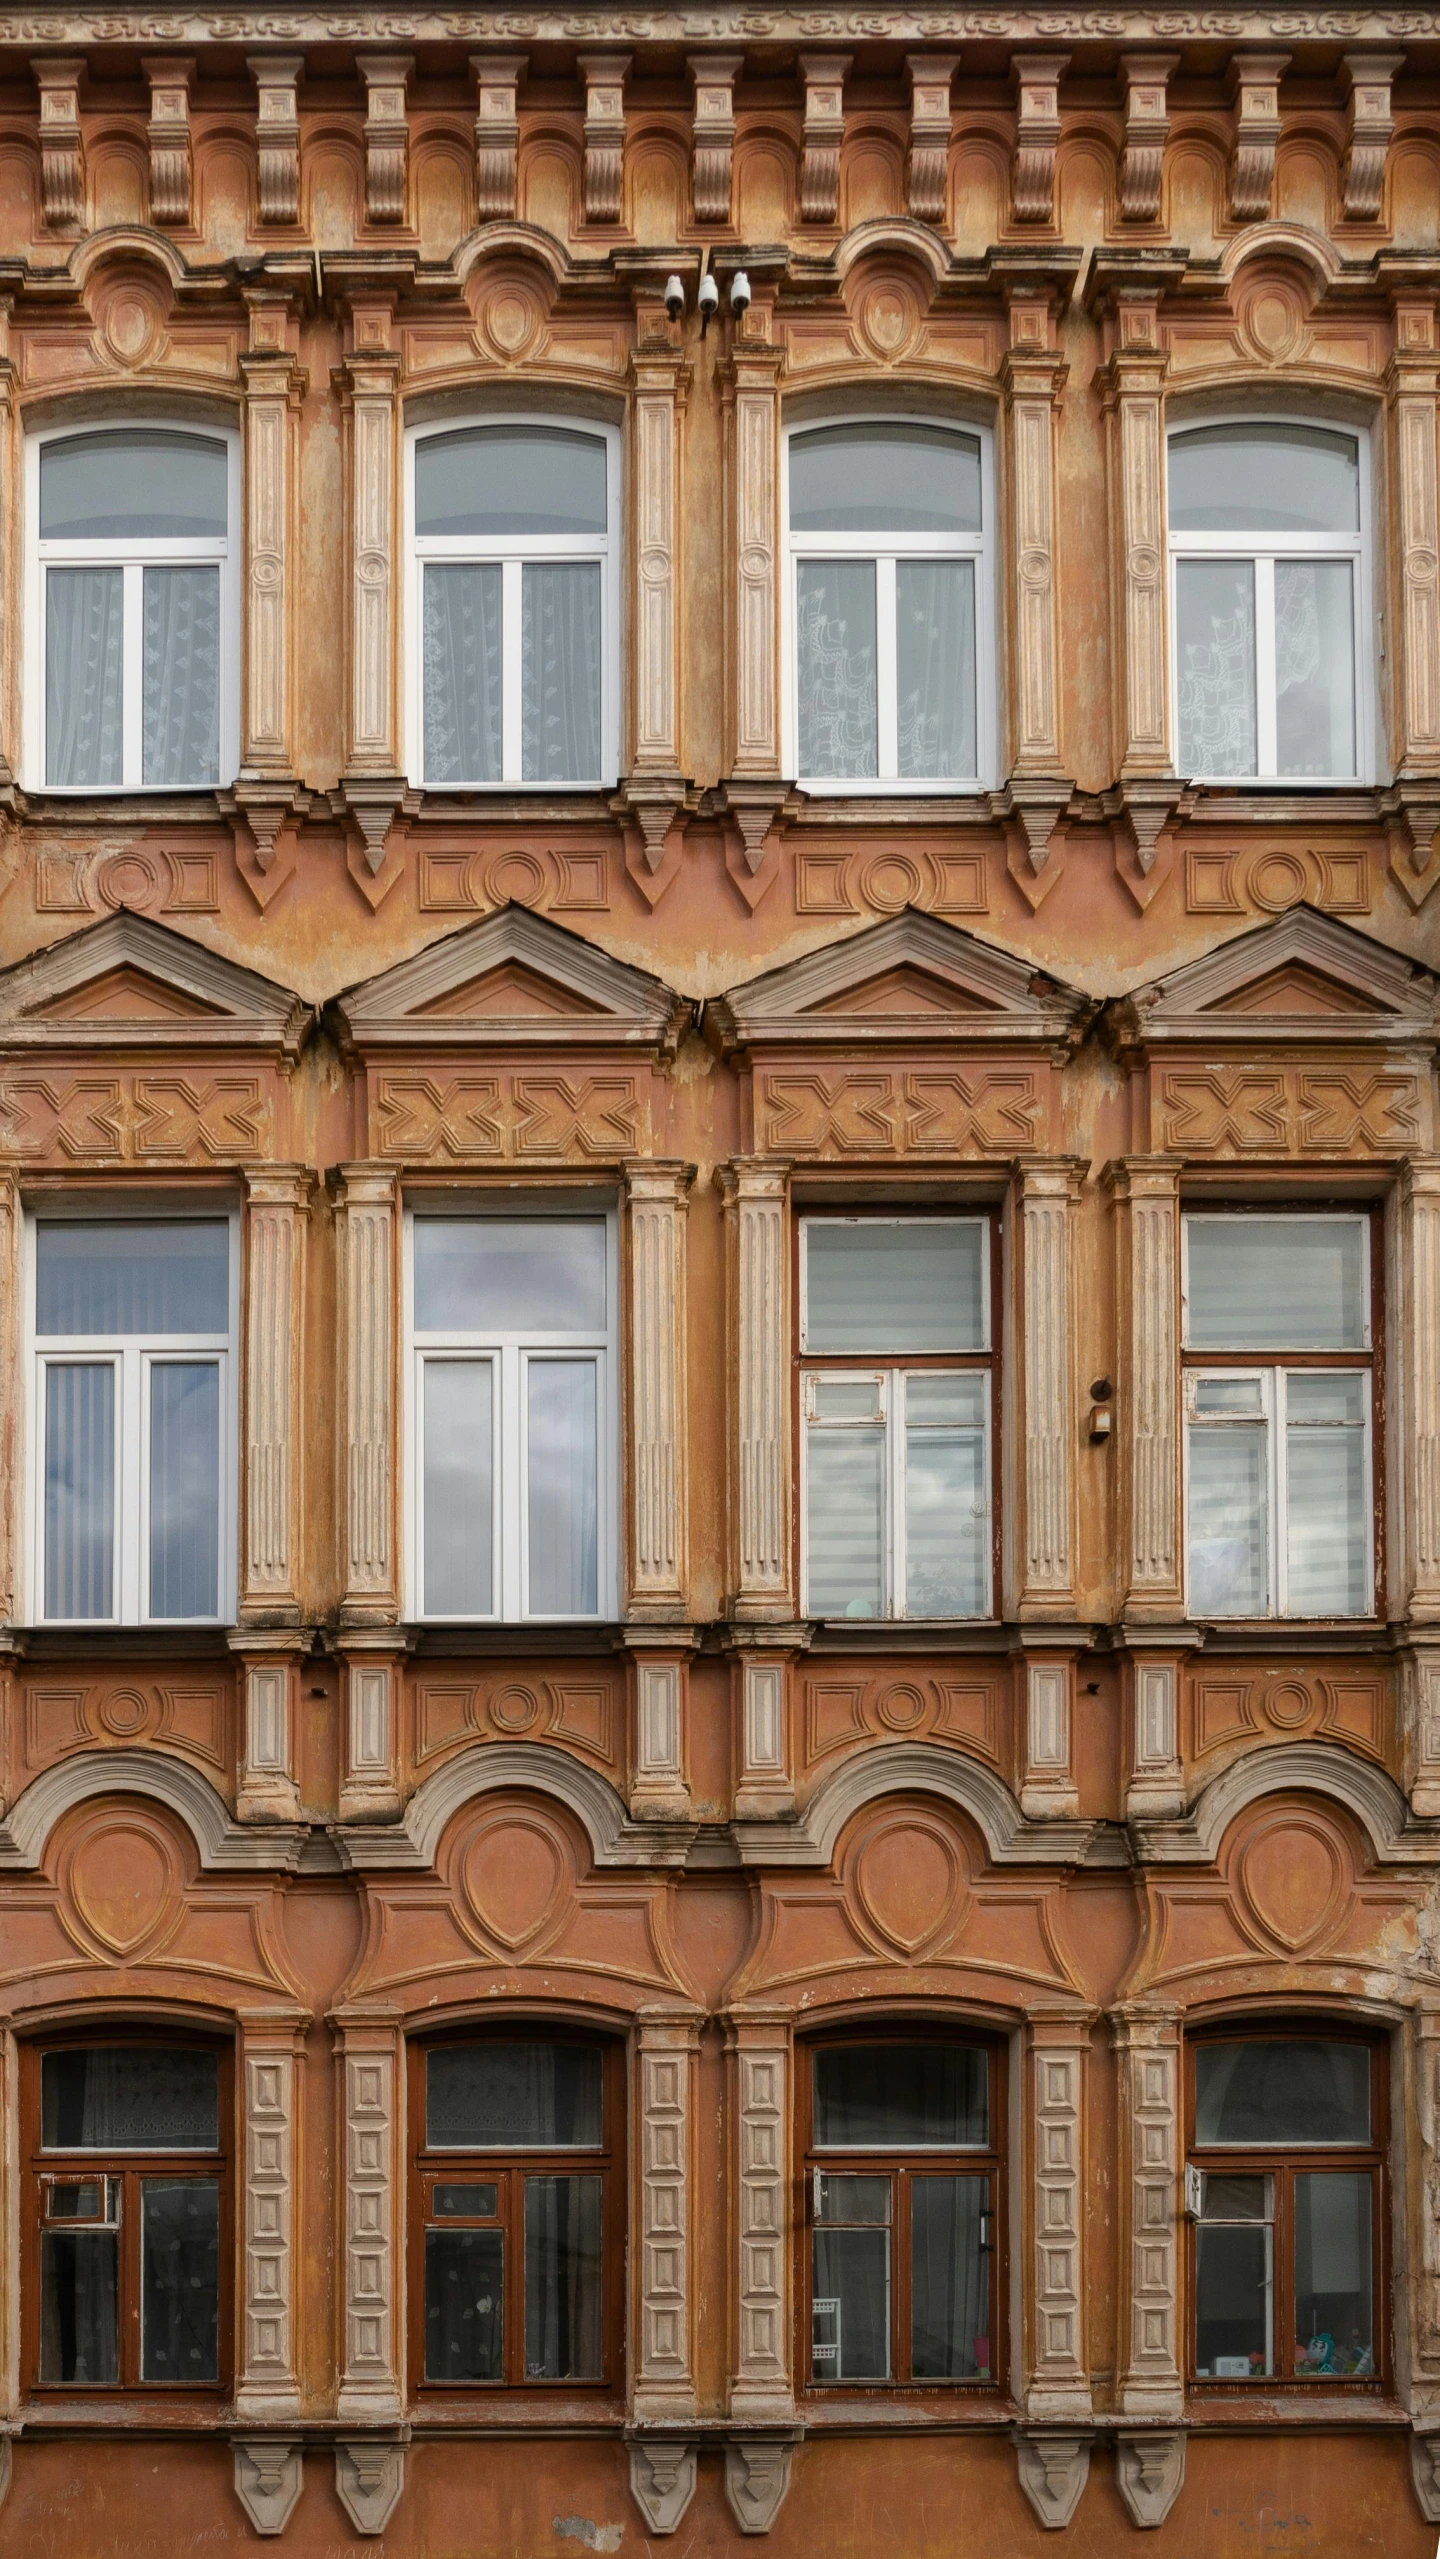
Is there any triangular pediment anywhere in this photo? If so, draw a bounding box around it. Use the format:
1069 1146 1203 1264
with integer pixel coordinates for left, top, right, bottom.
335 905 686 1051
1116 908 1438 1048
711 911 1090 1049
0 914 309 1054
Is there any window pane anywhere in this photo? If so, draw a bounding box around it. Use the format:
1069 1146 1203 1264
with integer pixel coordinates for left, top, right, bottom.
1275 559 1355 778
1193 1377 1264 1417
426 2042 603 2149
40 2231 118 2382
790 424 982 534
1186 1420 1268 1617
1286 1403 1367 1616
44 1362 114 1620
40 430 228 542
1169 424 1359 535
525 2174 603 2379
415 426 608 538
905 1372 987 1617
805 1423 884 1618
796 560 877 778
1195 2222 1272 2378
522 562 602 781
812 2226 890 2378
1295 2173 1374 2378
815 2175 891 2225
424 2227 503 2380
413 1220 606 1335
814 2045 988 2149
46 566 123 787
811 1376 882 1422
143 566 220 787
149 1362 220 1618
1186 1219 1366 1350
43 2048 219 2149
526 1360 598 1616
423 563 502 785
1176 559 1257 778
141 2179 219 2382
422 1359 493 1616
1194 2041 1371 2146
805 1222 986 1353
432 2183 498 2218
37 1221 229 1337
911 2176 988 2379
896 559 977 778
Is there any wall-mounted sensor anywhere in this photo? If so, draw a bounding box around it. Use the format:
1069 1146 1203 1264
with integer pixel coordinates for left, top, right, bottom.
730 269 752 315
697 271 720 330
664 273 685 321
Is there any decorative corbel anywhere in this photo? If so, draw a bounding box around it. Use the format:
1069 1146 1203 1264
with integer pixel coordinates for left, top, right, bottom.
1226 51 1288 224
335 2442 405 2536
690 52 741 225
358 54 411 225
1342 51 1401 223
1116 2434 1185 2529
34 58 84 233
232 2440 303 2537
905 53 956 225
579 52 629 224
1012 53 1068 224
799 54 849 224
1118 53 1178 224
628 2439 698 2535
1014 2433 1091 2530
143 57 194 226
724 2438 796 2535
472 50 523 220
249 53 303 226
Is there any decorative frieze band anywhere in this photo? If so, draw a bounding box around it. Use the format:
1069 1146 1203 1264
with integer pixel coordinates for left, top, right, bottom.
722 1161 791 1617
358 53 411 224
235 2022 303 2424
633 2010 702 2423
335 2019 402 2423
335 1165 399 1623
726 2011 794 2423
1113 2006 1182 2419
1227 49 1288 223
1117 51 1177 223
905 52 955 224
143 54 195 225
1027 2021 1091 2420
1012 52 1067 224
471 49 523 219
799 53 848 224
626 1162 691 1616
249 51 302 224
689 51 740 224
579 51 629 223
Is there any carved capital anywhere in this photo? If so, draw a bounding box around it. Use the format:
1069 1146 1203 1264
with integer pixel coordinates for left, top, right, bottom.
143 55 194 225
1118 53 1178 224
906 52 956 225
249 53 303 226
471 50 523 220
689 51 741 225
231 2439 303 2537
799 53 849 225
34 57 84 232
579 51 629 224
1226 50 1289 224
1012 52 1067 225
358 54 412 224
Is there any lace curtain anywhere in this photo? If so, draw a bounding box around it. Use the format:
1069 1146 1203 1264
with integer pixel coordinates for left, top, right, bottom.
46 568 122 787
796 562 877 777
1176 561 1257 777
522 563 601 781
42 2047 219 2149
897 560 976 780
143 567 219 786
424 564 502 784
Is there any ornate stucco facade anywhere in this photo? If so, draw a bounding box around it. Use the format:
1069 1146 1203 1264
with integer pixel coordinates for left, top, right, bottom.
0 11 1437 2552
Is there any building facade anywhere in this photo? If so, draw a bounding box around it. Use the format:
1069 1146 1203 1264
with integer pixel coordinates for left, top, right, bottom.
0 9 1437 2551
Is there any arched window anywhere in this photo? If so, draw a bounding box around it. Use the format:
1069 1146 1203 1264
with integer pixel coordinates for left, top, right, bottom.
1167 419 1370 783
407 418 619 789
801 2032 1004 2390
784 418 994 791
28 423 239 793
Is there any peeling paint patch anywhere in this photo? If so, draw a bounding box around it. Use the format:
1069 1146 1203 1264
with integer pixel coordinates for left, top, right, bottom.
554 2517 626 2553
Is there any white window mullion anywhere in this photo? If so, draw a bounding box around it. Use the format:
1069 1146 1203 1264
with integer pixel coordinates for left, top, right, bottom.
1269 1367 1285 1619
1254 555 1278 777
503 1342 525 1616
501 558 523 781
876 557 899 778
121 560 144 788
123 1344 144 1625
888 1368 903 1617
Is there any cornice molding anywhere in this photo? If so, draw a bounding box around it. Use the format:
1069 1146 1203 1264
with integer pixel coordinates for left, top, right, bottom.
0 10 1437 49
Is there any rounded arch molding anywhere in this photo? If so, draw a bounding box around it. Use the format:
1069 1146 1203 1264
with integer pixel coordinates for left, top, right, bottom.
1153 1742 1423 1868
0 1749 306 1875
749 1740 1092 1871
359 1741 641 1875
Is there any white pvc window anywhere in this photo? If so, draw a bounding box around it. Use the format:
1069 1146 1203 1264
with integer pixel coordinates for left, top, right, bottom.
406 419 620 789
407 1212 617 1621
26 424 239 794
783 419 995 792
27 1217 238 1626
1167 420 1370 784
799 1218 993 1620
1181 1214 1373 1621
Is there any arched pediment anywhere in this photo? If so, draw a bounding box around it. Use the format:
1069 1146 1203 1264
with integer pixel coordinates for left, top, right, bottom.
1137 1743 1427 1868
737 1740 1099 1870
0 1749 306 1873
335 1741 666 1874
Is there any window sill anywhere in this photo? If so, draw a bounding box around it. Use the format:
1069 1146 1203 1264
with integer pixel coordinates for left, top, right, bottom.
407 1620 627 1658
806 1618 1011 1654
1190 1619 1396 1655
1184 2389 1401 2425
15 1622 236 1661
407 2393 627 2430
408 787 617 822
787 790 993 825
800 2395 1016 2430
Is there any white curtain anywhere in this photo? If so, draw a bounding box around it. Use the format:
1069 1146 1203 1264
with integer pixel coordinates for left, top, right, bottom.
46 567 123 786
424 563 502 782
143 566 219 786
522 562 601 781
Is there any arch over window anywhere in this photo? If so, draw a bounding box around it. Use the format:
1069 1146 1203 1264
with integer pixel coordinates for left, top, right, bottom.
406 417 620 789
783 417 995 792
1167 418 1371 784
26 422 239 794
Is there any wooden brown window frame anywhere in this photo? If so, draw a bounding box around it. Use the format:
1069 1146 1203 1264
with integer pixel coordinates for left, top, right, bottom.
792 1206 1004 1623
796 2025 1007 2400
22 2027 233 2401
407 2028 625 2399
1179 1202 1385 1623
1184 2022 1387 2395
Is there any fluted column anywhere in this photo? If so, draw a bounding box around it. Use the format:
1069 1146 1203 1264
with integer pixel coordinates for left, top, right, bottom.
721 1160 791 1619
239 289 304 782
1098 297 1172 779
1113 2004 1183 2420
335 1165 399 1626
1002 292 1067 782
241 1167 310 1624
625 1161 691 1617
1107 1157 1185 1621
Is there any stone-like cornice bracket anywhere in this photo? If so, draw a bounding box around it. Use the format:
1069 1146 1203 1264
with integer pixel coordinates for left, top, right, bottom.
905 52 956 225
799 52 849 225
1118 51 1179 224
1227 49 1289 224
1343 49 1402 224
143 54 194 227
471 48 524 221
579 50 629 225
690 51 741 226
1012 51 1068 225
249 51 303 226
34 56 84 233
358 52 412 226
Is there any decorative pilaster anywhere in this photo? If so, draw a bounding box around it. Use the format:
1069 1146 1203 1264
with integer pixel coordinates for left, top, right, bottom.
1226 51 1288 223
1387 300 1440 788
234 2018 304 2425
905 53 956 225
1395 1158 1440 1624
357 54 410 224
725 2011 794 2423
1405 2000 1440 2437
1019 1655 1078 1821
579 52 629 224
471 51 523 219
629 304 687 785
1098 297 1172 783
1011 53 1067 224
689 53 740 225
1112 2005 1183 2421
1123 1645 1186 1824
0 1173 22 1624
625 1162 691 1617
1026 2018 1091 2421
625 1635 693 1823
0 314 15 788
239 288 305 793
1118 53 1178 224
799 54 849 224
34 59 84 232
721 1161 791 1620
335 1166 399 1627
338 1636 407 1825
334 2015 403 2425
241 1167 309 1624
1342 51 1401 222
632 2010 702 2424
1019 1159 1079 1614
143 56 194 226
249 53 303 225
999 286 1071 893
720 288 785 882
339 298 405 883
232 1636 303 1826
728 1628 807 1822
1106 1159 1184 1621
